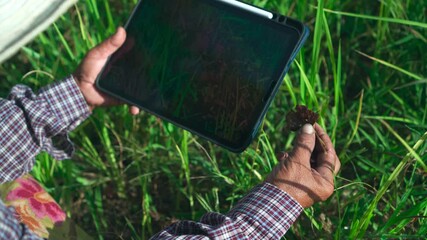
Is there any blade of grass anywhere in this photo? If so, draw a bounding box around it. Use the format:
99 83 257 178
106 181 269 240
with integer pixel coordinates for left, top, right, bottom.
379 120 427 171
196 193 213 212
366 119 391 150
363 115 421 125
378 166 417 234
283 75 297 106
98 121 126 198
86 187 107 240
124 217 140 239
322 8 427 29
299 53 307 105
103 0 115 32
310 0 324 87
53 23 75 61
175 130 195 219
258 131 277 171
295 61 321 116
341 90 363 156
352 130 427 238
393 80 427 90
332 41 342 143
75 4 87 41
141 176 154 237
355 50 424 80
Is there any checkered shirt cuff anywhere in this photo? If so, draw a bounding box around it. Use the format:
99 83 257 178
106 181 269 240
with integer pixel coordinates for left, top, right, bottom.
40 75 90 130
226 182 303 239
38 75 90 160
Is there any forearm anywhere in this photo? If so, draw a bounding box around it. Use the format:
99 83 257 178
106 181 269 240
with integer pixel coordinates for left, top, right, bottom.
0 76 90 183
151 183 303 239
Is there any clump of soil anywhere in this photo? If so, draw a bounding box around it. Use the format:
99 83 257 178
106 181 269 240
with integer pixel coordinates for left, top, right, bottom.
285 105 327 153
285 105 319 131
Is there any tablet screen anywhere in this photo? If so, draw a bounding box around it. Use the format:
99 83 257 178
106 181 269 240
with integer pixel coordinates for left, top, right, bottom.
98 0 301 151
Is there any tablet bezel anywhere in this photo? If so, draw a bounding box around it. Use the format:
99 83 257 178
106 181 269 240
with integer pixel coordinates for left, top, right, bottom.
96 0 309 152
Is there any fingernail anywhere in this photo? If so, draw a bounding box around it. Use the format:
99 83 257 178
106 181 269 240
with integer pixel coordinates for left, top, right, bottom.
112 27 121 36
301 124 314 134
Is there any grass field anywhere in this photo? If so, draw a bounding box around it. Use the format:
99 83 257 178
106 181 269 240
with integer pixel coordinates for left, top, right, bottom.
1 0 426 239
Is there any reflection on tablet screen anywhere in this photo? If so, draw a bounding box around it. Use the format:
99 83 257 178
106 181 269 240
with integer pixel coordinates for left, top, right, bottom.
99 0 300 149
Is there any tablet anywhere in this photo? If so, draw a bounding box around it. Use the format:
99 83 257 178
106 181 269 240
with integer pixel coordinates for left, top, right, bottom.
96 0 309 152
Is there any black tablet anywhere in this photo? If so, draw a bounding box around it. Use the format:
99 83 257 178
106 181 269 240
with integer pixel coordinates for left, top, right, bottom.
96 0 309 152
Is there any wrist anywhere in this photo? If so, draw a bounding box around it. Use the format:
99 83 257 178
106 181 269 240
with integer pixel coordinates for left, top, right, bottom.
266 182 297 205
40 76 91 126
72 74 95 112
265 173 311 208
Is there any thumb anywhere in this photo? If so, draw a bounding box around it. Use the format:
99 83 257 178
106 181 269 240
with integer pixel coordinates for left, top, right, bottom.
290 124 316 167
89 27 127 59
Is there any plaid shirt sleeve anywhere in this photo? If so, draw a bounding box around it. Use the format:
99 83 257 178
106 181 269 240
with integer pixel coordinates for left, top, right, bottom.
0 75 90 183
150 183 303 240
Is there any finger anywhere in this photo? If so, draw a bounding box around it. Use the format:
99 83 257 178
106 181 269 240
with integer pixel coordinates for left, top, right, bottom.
276 152 289 162
89 27 127 59
290 124 316 168
334 156 341 174
100 95 122 106
313 124 338 180
129 106 140 115
314 124 333 152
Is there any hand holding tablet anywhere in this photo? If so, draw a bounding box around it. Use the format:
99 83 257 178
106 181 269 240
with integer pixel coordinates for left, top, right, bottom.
96 0 309 152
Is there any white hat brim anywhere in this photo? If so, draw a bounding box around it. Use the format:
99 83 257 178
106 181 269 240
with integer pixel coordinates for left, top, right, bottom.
0 0 77 64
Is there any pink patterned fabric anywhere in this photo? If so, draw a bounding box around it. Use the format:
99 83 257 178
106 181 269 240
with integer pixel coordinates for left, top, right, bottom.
1 175 66 238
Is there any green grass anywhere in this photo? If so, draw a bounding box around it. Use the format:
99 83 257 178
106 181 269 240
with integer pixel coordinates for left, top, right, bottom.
0 0 426 239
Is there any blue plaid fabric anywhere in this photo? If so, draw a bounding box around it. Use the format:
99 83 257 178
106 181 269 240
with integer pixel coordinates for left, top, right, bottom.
0 200 42 240
0 77 303 239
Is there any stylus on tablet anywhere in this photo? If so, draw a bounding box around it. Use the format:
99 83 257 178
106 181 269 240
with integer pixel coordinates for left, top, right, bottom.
218 0 274 19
